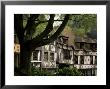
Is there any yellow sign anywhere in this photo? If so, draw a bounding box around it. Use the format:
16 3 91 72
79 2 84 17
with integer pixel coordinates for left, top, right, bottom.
14 44 20 53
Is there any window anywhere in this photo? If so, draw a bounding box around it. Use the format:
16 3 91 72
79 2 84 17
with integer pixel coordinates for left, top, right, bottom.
75 43 80 49
63 49 71 59
90 56 93 64
50 53 54 61
94 56 97 64
85 43 90 50
33 50 39 60
63 39 68 44
80 56 84 64
58 38 61 42
90 44 97 51
74 55 78 64
80 43 84 49
44 52 48 61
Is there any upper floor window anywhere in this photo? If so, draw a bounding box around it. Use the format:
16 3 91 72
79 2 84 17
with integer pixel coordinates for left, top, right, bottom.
85 43 90 50
50 53 54 61
80 56 84 64
33 50 39 60
74 55 78 64
63 49 71 59
94 56 97 64
44 52 48 61
80 43 84 49
63 39 68 44
75 43 80 49
90 44 97 51
90 56 93 64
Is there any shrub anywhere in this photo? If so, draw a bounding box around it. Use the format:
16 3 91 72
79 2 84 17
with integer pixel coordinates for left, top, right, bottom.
31 66 83 76
31 67 54 76
56 67 82 76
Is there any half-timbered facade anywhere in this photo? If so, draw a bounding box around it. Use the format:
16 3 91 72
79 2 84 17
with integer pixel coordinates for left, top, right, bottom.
31 36 97 76
73 37 97 75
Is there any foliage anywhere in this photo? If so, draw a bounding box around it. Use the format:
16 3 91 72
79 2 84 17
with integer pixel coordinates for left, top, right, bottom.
87 29 97 39
72 28 85 37
31 67 55 76
56 67 83 76
31 66 83 76
67 14 97 37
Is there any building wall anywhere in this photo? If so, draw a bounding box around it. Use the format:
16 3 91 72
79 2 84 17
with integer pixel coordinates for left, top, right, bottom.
29 36 97 76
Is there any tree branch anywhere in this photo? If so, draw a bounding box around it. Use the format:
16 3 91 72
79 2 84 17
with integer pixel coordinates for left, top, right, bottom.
24 14 40 36
31 14 55 43
30 14 70 49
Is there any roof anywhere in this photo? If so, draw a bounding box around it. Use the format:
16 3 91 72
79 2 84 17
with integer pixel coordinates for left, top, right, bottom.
35 47 42 50
75 36 97 44
58 35 69 39
74 37 86 43
85 38 97 43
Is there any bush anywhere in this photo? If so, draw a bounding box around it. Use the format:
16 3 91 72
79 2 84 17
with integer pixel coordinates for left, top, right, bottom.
31 67 55 76
55 67 82 76
31 66 83 76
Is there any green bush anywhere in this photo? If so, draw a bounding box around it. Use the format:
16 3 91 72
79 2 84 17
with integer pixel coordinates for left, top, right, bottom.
56 67 82 76
31 67 54 76
31 66 83 76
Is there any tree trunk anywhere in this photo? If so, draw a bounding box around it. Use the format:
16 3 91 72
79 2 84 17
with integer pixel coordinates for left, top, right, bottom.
19 43 32 75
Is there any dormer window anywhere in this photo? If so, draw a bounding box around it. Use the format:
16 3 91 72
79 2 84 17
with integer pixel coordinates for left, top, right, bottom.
90 44 97 51
58 36 68 44
63 39 68 44
80 43 84 49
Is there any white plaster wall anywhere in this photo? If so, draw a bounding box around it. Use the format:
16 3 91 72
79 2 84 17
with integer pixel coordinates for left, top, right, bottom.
78 56 80 64
38 51 40 61
63 45 67 49
42 61 56 68
93 56 95 64
74 65 80 69
74 50 83 55
54 53 57 61
58 49 63 61
84 56 91 64
70 51 73 64
80 65 96 69
44 45 49 50
88 52 97 55
50 45 55 51
74 64 96 69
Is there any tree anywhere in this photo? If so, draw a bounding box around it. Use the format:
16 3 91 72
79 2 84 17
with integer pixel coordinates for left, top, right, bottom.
14 14 70 75
67 14 97 37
